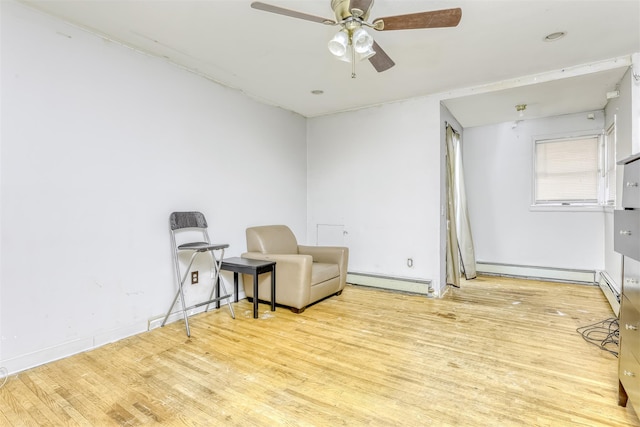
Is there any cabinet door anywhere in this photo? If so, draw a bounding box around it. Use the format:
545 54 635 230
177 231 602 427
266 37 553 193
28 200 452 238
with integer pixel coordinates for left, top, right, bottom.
615 210 640 260
620 294 640 359
619 339 640 416
622 160 640 208
624 257 640 310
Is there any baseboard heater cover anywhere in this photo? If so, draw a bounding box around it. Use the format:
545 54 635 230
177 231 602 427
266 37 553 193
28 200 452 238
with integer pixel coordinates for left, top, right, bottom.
476 262 596 285
598 271 620 316
346 272 433 296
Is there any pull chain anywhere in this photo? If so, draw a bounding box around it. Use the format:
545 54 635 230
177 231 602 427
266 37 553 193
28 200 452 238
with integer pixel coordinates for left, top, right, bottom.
351 40 356 78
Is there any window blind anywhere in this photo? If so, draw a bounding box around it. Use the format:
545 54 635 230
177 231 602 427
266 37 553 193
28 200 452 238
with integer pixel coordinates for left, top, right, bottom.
535 136 599 204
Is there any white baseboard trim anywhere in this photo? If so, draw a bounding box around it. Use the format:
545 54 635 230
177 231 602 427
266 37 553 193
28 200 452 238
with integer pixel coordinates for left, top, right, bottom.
148 292 242 331
148 306 207 330
1 322 148 375
476 262 596 285
347 272 434 296
598 271 620 316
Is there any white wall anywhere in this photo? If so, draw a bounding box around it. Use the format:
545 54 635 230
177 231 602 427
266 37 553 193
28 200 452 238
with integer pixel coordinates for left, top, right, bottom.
633 54 640 155
603 67 636 291
463 112 606 271
307 97 443 291
1 1 307 373
611 67 637 163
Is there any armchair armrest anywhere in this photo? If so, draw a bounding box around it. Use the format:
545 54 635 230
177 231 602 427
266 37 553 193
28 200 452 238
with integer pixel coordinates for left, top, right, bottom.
298 245 349 290
298 245 348 265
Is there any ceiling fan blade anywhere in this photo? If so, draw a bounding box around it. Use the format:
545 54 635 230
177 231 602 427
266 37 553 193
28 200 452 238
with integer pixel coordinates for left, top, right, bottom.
374 8 462 31
251 2 336 25
369 41 395 72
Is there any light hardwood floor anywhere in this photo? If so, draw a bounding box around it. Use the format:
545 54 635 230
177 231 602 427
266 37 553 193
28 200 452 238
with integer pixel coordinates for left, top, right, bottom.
1 276 638 426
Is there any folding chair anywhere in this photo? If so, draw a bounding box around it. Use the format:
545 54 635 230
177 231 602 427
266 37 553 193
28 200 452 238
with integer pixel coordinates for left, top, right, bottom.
162 211 235 336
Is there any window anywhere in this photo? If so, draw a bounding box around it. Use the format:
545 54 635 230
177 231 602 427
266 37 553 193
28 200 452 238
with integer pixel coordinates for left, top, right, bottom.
603 123 616 205
533 132 613 207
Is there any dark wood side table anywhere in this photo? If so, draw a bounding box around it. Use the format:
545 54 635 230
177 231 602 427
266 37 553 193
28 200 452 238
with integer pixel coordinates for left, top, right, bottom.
217 257 276 319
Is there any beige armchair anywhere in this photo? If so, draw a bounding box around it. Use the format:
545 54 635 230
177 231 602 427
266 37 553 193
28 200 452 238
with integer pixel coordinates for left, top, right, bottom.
241 225 349 313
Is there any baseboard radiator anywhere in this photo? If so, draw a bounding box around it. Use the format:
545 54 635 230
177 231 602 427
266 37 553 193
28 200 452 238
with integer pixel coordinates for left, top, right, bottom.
346 272 434 296
476 261 597 285
598 271 620 316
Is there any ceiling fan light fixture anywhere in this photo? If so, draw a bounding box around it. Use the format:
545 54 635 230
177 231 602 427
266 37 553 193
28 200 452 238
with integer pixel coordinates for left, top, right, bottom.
334 40 376 63
336 47 353 63
352 28 374 54
252 2 464 76
357 45 376 60
328 30 349 57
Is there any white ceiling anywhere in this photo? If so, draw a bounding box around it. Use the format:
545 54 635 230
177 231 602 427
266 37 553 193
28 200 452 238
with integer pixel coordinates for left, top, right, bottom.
20 0 640 126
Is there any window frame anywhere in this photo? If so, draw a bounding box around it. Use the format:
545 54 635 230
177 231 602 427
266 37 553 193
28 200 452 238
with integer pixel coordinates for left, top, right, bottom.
603 121 617 206
531 130 612 211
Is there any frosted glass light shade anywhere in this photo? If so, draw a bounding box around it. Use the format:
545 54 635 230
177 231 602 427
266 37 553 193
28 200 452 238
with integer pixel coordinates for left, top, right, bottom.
337 48 353 63
358 45 376 60
352 28 373 54
328 31 349 57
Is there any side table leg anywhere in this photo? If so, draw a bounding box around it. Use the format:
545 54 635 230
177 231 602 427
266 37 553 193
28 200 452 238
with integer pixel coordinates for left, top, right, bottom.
215 276 221 309
234 272 239 303
253 273 259 319
271 267 276 312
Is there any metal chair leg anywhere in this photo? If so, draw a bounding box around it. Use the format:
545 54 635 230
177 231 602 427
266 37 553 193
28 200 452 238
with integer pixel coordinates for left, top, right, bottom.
161 245 189 329
219 279 236 319
205 249 235 318
163 251 199 336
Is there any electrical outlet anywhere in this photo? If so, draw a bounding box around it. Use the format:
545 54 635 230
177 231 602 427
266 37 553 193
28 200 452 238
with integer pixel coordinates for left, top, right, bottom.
191 271 198 285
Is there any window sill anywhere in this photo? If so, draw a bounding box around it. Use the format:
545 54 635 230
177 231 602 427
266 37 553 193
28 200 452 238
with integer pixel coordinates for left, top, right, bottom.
529 204 608 212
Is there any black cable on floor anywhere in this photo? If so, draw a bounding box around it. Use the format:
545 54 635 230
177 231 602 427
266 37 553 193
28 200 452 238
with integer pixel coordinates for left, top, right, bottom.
576 317 619 357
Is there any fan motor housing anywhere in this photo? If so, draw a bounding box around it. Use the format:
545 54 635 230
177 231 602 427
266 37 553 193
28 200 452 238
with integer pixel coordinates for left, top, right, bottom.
331 0 372 21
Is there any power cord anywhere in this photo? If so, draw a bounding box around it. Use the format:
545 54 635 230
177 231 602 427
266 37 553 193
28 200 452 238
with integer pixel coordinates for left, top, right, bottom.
576 317 619 357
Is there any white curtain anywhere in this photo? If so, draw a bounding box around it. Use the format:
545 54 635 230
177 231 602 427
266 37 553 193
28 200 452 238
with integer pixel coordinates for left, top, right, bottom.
446 124 477 286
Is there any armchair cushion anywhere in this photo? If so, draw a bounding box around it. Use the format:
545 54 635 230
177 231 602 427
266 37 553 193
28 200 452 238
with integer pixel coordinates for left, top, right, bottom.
311 263 340 284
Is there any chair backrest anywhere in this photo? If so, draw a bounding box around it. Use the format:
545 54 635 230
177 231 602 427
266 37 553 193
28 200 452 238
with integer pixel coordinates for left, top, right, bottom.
246 225 298 254
170 211 208 230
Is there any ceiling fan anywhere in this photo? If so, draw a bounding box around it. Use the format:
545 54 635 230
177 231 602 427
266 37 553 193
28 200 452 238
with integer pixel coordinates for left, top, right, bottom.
251 0 462 77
